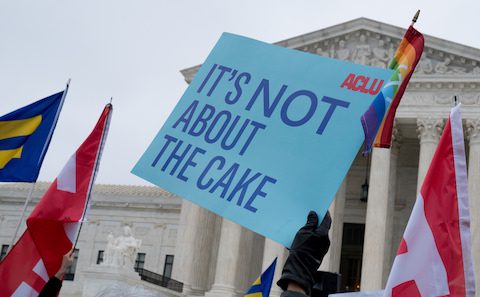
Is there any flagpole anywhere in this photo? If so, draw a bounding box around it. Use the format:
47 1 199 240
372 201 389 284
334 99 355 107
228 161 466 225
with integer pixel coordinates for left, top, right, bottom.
73 103 113 250
8 183 35 252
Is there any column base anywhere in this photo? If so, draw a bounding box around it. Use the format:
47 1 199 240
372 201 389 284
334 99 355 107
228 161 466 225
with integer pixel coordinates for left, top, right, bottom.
204 284 239 297
181 284 206 297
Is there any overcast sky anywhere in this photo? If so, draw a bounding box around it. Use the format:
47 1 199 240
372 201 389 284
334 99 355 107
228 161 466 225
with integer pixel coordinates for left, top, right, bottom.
1 0 479 185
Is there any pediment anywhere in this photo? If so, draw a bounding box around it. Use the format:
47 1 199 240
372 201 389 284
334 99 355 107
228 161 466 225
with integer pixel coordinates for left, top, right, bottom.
181 18 480 83
276 18 480 78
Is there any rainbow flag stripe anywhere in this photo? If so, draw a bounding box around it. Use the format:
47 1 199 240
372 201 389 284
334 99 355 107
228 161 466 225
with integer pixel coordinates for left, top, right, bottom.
361 26 424 153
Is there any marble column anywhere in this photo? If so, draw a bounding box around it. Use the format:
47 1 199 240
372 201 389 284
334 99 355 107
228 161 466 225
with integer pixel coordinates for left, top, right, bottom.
262 239 288 297
236 228 264 295
382 138 400 286
319 179 347 273
416 118 444 194
360 144 397 291
205 218 243 297
466 119 480 297
172 201 217 296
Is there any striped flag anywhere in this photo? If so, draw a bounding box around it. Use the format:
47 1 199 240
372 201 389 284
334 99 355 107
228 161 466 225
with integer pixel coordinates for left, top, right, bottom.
245 257 277 297
0 104 112 296
384 104 475 297
361 26 424 154
0 90 67 182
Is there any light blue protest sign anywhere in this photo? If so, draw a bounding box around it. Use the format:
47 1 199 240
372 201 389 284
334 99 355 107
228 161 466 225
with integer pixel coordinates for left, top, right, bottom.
132 33 394 246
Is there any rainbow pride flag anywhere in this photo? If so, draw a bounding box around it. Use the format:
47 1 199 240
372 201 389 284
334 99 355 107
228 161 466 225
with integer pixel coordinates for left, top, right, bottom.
361 26 424 154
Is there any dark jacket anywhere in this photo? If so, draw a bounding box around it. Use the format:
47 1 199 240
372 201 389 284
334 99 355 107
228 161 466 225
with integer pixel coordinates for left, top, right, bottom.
38 277 62 297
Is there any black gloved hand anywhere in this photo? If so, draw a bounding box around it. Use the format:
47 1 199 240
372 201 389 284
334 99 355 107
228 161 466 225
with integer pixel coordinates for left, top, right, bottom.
277 210 331 296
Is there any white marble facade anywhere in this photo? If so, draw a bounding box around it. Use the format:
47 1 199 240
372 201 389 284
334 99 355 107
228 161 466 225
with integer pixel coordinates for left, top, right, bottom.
1 18 480 297
0 183 181 297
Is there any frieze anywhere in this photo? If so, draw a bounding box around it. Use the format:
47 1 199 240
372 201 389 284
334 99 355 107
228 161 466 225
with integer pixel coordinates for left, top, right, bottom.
435 94 454 105
299 30 480 76
398 93 480 106
401 94 435 105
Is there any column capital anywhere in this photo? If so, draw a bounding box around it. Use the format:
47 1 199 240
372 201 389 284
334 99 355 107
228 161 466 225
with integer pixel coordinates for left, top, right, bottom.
416 118 444 144
466 119 480 145
391 120 402 151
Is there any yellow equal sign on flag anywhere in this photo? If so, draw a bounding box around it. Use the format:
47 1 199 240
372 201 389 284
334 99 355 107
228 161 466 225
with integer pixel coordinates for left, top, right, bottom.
0 115 42 169
245 276 264 297
245 257 277 297
0 89 67 182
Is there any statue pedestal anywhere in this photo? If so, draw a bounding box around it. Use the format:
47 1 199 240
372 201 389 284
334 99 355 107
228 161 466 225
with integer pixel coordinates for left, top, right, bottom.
81 265 141 297
78 226 184 297
80 265 182 297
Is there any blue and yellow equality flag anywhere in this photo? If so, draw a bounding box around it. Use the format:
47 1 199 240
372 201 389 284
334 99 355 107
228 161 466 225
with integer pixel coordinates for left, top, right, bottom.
245 257 277 297
0 90 67 182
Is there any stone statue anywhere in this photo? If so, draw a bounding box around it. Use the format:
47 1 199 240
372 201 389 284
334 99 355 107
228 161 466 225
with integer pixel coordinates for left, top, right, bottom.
435 57 451 74
103 233 118 266
315 46 329 57
329 44 335 58
371 39 390 68
416 58 433 74
336 40 350 60
352 34 371 65
102 226 142 269
388 43 396 61
435 57 467 74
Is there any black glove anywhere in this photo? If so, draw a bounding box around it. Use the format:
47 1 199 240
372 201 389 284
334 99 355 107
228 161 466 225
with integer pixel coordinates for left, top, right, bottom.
277 210 331 296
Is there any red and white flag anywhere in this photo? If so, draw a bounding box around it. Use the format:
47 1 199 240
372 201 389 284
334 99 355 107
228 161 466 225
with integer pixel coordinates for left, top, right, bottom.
0 104 112 296
384 104 475 297
0 232 47 297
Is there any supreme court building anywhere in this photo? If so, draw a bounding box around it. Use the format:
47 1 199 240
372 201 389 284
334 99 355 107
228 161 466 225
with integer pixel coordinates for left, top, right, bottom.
1 18 479 297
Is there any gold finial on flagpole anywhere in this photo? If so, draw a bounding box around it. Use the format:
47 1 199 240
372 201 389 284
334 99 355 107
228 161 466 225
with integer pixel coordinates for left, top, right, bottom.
411 10 420 25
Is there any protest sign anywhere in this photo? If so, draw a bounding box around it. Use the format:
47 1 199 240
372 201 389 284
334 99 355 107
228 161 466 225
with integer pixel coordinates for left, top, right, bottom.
132 33 394 246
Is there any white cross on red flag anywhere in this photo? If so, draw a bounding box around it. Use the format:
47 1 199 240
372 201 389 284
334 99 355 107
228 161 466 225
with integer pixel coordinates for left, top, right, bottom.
0 104 112 297
384 104 475 297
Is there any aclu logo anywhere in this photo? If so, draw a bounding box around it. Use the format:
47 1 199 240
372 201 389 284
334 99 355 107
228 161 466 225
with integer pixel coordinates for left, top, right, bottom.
340 73 384 95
